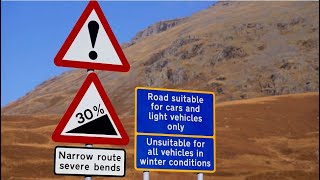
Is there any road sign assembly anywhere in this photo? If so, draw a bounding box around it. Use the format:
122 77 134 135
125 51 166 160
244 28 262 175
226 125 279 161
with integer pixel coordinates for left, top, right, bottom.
54 1 130 72
52 73 129 145
54 146 126 177
134 87 216 173
52 0 130 178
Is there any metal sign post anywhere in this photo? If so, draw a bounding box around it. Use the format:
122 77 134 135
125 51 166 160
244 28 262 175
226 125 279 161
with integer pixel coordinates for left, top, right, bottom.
85 70 94 180
84 144 93 180
197 173 203 180
143 171 149 180
85 70 93 180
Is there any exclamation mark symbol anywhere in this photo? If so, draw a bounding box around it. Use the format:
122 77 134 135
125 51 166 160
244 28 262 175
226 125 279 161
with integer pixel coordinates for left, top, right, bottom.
88 21 99 60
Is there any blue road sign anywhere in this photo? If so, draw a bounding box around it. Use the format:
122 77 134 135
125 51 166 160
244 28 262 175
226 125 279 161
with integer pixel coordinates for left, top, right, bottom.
136 88 214 136
134 87 216 173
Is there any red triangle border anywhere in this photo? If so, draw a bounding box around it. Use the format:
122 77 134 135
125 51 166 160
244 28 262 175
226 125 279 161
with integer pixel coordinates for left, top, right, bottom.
52 72 129 145
54 0 130 72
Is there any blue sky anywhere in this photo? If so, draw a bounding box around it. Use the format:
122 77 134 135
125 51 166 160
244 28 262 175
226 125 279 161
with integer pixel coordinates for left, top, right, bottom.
1 1 214 107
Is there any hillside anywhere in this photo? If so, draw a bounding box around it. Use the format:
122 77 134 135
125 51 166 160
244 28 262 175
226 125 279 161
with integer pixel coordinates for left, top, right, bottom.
1 1 319 115
1 2 319 179
1 93 319 179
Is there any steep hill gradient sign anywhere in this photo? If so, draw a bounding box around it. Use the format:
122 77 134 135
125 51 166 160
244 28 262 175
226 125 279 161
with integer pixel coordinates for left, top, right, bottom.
52 73 129 145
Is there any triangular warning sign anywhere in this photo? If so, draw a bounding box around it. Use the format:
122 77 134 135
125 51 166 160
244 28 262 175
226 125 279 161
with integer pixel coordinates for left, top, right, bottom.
54 0 130 72
52 72 129 145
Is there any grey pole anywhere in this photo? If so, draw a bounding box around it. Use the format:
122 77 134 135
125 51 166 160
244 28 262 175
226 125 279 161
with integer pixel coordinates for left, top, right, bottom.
87 69 94 74
197 173 203 180
143 171 149 180
85 69 94 180
84 144 93 180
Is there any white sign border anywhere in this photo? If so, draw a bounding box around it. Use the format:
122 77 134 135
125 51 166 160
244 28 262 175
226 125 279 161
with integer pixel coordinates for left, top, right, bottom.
54 146 126 177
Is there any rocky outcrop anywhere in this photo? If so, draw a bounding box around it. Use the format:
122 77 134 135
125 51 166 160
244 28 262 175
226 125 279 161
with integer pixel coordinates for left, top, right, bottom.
123 18 187 48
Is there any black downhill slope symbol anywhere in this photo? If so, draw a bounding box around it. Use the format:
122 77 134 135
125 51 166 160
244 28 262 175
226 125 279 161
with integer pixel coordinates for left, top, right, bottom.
67 114 117 135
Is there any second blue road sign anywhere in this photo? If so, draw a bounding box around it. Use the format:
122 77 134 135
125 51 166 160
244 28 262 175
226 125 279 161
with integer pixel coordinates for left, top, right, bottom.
134 87 216 173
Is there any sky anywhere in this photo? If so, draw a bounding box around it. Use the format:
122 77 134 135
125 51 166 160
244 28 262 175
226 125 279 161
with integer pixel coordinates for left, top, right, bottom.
1 1 214 107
